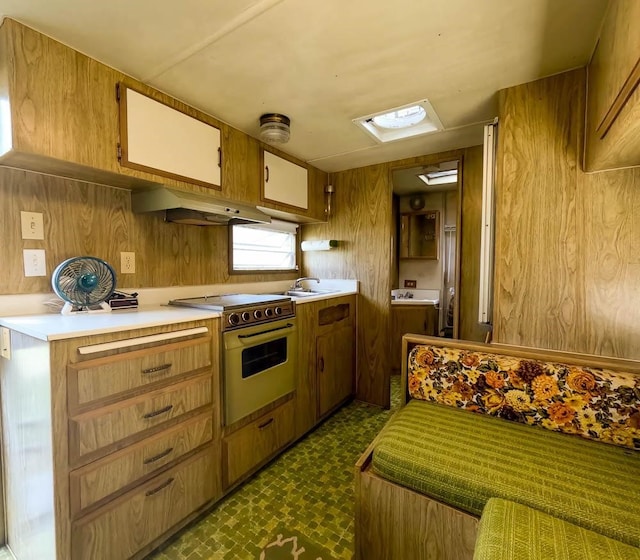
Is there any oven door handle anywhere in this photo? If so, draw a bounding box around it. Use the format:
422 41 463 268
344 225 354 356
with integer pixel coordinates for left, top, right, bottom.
236 323 295 339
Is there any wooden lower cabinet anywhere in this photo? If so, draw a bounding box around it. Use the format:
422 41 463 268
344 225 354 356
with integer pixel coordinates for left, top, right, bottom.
0 319 221 560
69 373 212 463
317 324 354 417
391 305 438 372
294 296 356 438
72 446 218 560
70 413 213 515
223 399 295 487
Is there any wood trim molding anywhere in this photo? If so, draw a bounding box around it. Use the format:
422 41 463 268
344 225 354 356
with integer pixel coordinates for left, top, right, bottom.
596 57 640 139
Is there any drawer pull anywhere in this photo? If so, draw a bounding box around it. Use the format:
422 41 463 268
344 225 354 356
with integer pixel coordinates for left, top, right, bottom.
143 404 174 419
145 477 175 497
258 418 274 430
141 363 172 374
143 447 174 465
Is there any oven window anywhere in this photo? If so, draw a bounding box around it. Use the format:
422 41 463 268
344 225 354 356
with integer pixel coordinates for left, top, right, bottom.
242 337 288 378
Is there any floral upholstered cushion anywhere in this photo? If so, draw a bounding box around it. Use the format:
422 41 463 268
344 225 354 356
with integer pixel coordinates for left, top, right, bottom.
407 345 640 450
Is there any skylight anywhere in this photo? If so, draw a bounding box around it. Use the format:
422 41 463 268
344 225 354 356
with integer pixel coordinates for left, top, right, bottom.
353 99 443 143
372 105 426 129
418 170 458 186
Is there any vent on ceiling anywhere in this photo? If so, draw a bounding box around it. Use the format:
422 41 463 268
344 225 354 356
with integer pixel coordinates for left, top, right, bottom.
353 99 443 143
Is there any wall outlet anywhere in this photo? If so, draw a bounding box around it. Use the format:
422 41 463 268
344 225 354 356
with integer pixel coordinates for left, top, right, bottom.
23 249 47 277
0 327 10 360
20 211 44 240
404 279 417 288
120 252 136 274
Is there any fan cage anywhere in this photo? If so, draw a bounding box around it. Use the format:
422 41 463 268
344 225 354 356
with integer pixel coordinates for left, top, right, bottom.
52 257 116 307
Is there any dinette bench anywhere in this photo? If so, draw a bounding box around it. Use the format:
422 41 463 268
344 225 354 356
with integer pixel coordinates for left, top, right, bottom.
354 336 640 560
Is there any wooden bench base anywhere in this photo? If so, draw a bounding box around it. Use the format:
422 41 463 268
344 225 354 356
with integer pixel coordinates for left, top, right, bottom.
355 444 478 560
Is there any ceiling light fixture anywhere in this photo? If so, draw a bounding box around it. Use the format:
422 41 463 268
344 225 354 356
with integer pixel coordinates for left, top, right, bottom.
259 113 291 143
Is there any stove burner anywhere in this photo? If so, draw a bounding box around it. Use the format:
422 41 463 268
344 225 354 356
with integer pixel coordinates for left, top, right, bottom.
168 293 295 330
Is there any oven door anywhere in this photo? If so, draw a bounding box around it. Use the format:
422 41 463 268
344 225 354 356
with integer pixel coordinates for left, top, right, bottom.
223 317 297 426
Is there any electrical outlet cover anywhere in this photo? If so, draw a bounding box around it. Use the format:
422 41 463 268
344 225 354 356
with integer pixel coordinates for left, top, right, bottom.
0 327 10 360
120 252 136 274
23 249 47 277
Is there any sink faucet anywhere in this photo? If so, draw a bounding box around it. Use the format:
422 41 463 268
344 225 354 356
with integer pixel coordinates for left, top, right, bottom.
291 277 320 290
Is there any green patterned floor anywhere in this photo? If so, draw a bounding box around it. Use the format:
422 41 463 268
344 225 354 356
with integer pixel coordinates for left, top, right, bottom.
149 377 401 560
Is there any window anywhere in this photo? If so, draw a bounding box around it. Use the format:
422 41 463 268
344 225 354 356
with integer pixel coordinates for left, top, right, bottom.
231 220 298 272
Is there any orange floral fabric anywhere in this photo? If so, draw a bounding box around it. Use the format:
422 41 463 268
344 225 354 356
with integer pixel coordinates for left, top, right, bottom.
408 345 640 450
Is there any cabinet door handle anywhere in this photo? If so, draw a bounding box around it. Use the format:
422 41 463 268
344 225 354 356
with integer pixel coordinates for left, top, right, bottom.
318 356 324 373
143 447 174 465
265 165 270 183
218 147 222 168
145 477 175 497
141 363 172 375
258 418 274 430
143 404 173 419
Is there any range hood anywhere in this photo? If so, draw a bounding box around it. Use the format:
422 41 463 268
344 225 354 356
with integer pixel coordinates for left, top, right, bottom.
131 188 271 226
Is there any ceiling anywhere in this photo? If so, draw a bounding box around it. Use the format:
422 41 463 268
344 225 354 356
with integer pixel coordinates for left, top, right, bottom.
0 0 607 172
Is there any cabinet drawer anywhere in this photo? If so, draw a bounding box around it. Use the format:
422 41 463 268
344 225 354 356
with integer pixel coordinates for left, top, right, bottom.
70 373 212 463
68 337 211 410
70 413 213 515
72 446 218 560
224 399 294 487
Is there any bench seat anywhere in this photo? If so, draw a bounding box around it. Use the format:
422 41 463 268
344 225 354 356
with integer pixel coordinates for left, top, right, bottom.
474 498 640 560
371 400 640 547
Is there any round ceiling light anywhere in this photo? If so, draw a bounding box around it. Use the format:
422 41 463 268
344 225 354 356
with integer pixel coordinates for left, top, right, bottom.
259 113 291 143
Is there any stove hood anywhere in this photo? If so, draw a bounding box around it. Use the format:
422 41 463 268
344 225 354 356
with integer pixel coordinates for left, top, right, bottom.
131 188 271 226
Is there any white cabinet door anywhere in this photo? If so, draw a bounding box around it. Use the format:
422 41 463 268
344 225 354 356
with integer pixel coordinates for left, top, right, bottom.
120 86 221 189
263 151 308 210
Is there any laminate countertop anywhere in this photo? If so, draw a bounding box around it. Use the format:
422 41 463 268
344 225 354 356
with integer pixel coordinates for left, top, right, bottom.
0 306 220 341
0 289 359 342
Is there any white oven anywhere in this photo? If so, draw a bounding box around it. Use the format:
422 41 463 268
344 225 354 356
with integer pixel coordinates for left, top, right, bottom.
223 317 297 425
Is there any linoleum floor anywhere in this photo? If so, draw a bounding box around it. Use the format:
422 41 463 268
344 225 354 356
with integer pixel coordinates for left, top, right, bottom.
149 376 401 560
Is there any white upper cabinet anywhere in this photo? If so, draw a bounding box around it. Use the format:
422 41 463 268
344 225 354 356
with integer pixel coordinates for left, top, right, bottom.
119 85 222 189
262 151 308 210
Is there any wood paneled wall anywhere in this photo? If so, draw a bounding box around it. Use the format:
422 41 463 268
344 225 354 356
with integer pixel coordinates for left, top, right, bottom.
494 69 640 360
302 148 484 407
0 168 296 295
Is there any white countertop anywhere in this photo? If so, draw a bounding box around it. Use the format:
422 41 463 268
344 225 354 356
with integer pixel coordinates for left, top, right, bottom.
391 288 439 306
0 306 220 341
289 288 357 305
391 299 439 306
0 280 359 341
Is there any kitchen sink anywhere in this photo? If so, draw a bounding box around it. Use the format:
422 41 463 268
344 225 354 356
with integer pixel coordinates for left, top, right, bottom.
288 289 337 297
269 289 338 298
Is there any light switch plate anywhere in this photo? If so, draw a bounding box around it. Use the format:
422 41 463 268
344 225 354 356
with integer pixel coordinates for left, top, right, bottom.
0 327 10 360
23 249 47 277
20 211 45 240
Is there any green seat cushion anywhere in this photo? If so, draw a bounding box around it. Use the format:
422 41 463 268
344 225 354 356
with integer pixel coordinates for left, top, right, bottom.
371 400 640 547
474 499 640 560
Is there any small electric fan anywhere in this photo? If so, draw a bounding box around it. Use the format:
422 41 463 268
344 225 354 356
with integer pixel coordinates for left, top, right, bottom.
51 256 117 315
